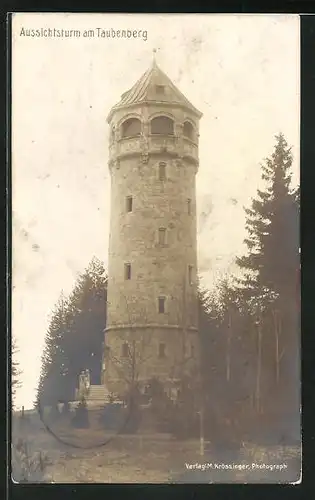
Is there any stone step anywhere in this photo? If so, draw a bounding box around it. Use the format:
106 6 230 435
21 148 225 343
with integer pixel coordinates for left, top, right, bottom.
75 385 111 401
88 388 107 393
87 385 110 401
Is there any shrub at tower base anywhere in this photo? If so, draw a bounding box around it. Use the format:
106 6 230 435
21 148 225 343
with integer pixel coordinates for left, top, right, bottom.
169 380 200 440
71 398 90 429
167 403 200 440
98 403 125 431
120 385 143 434
145 378 200 439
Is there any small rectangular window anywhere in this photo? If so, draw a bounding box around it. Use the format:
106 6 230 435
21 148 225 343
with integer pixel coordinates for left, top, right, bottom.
158 343 166 358
158 227 166 245
159 163 166 181
187 198 192 215
158 296 165 314
188 265 193 285
124 263 131 280
156 85 165 94
122 342 129 358
126 196 133 212
191 343 195 358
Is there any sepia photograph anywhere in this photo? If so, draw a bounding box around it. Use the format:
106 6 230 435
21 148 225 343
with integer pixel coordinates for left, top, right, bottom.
11 13 300 483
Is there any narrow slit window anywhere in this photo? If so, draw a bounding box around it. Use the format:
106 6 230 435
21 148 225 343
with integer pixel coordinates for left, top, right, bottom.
126 196 133 212
159 162 166 181
158 227 166 245
187 198 192 215
124 263 131 280
191 343 195 358
188 265 193 285
158 343 166 358
158 296 165 314
122 342 129 358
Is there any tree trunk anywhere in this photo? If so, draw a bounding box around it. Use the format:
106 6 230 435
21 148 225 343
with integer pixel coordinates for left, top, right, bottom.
131 339 136 394
182 274 187 366
226 312 232 382
199 406 204 456
273 309 280 386
255 321 262 414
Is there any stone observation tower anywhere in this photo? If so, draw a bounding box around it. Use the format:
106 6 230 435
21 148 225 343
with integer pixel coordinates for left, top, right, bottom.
103 56 202 399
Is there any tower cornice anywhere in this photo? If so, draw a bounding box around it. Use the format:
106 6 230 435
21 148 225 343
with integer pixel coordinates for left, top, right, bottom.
108 133 199 169
107 100 202 123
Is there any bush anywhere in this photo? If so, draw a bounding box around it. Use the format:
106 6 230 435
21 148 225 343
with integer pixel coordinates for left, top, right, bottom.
98 403 124 431
147 377 200 439
71 398 89 429
119 390 143 434
61 400 70 416
121 403 142 434
165 401 200 440
47 404 61 424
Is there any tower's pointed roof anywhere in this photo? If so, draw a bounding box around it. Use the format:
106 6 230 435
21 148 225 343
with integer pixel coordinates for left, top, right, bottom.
107 60 202 122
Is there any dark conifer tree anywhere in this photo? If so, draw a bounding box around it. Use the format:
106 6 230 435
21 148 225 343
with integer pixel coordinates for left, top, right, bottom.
236 133 300 423
236 133 299 301
64 257 107 388
36 258 107 409
35 292 71 408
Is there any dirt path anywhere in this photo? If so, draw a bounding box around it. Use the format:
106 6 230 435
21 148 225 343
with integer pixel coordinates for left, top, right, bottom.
12 416 301 483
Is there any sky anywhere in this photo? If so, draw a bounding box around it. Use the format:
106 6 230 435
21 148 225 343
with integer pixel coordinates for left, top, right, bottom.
12 13 300 409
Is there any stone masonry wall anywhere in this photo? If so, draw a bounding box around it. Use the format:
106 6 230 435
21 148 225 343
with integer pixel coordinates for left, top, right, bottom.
105 101 200 394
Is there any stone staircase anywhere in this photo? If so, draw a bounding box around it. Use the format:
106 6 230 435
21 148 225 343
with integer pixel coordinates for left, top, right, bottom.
75 384 112 408
87 385 110 401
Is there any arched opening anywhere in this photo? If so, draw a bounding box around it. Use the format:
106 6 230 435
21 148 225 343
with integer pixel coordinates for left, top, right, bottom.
151 116 174 135
183 121 194 140
121 118 141 138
